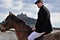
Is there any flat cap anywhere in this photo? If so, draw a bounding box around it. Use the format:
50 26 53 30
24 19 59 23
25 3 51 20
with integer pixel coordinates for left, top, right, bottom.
35 0 43 4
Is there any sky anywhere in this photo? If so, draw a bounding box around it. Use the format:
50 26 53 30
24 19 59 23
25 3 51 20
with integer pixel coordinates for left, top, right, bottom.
0 0 60 28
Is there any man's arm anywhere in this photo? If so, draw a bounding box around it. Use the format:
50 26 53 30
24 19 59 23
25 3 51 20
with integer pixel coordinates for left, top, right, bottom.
32 27 36 31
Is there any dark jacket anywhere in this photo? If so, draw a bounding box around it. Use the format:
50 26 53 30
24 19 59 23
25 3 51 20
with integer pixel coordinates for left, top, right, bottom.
35 5 53 33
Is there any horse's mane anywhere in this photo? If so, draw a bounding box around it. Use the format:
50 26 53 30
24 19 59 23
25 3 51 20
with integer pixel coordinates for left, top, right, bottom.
6 14 25 24
5 14 32 30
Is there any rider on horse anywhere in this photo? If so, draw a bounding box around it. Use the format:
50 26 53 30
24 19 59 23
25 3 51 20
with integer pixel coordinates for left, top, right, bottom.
28 0 53 40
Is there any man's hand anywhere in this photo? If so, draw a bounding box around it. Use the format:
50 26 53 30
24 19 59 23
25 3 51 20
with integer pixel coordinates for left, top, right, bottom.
32 27 36 31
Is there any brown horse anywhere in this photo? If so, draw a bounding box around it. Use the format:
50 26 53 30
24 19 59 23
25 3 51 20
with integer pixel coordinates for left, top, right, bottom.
0 12 60 40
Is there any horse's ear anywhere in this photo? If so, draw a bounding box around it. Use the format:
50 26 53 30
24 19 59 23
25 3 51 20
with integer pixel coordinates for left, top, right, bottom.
9 11 14 16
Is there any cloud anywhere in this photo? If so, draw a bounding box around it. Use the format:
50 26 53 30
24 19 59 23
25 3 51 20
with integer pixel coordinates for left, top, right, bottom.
21 3 39 14
0 0 13 8
44 0 60 12
0 13 8 22
51 13 60 23
11 1 23 10
0 0 60 14
22 0 36 4
51 13 60 27
44 3 54 12
0 0 23 13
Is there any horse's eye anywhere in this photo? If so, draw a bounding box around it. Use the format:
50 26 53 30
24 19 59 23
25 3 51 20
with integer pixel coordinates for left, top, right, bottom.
5 21 7 23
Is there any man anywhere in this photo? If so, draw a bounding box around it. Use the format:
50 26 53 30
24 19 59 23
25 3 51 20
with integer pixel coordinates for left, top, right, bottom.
28 0 53 40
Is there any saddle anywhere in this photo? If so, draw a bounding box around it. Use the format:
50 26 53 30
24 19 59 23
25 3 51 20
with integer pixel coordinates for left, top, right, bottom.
35 31 51 40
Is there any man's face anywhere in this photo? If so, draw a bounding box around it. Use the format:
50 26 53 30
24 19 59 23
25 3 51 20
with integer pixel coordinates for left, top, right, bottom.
36 2 43 8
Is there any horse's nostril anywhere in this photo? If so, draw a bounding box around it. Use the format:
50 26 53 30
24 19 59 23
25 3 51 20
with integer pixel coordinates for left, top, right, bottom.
0 28 1 30
0 27 5 32
1 30 3 32
0 30 5 32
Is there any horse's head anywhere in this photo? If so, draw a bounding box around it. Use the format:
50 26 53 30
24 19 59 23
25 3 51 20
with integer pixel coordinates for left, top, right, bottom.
0 12 14 32
0 12 32 33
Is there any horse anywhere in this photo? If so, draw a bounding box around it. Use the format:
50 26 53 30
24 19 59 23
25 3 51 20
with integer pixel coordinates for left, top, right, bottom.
0 12 60 40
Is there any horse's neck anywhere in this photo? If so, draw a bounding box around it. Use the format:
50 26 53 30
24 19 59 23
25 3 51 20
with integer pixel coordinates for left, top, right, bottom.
13 23 32 40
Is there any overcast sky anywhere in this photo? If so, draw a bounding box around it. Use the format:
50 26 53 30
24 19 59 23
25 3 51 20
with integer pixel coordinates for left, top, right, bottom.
0 0 60 28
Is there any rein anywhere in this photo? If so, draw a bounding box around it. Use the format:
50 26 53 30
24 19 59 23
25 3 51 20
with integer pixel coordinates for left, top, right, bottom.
9 30 32 32
3 21 8 27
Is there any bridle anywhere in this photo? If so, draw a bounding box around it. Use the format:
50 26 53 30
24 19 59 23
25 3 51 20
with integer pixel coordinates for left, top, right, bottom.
3 21 8 28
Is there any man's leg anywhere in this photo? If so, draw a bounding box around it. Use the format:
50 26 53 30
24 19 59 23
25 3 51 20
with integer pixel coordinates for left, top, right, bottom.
28 31 45 40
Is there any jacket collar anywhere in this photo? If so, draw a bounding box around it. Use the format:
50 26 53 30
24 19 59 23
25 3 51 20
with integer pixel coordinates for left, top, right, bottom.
40 5 44 8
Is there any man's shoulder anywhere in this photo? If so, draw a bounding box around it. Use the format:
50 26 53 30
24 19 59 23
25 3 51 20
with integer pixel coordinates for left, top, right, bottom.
43 5 50 13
